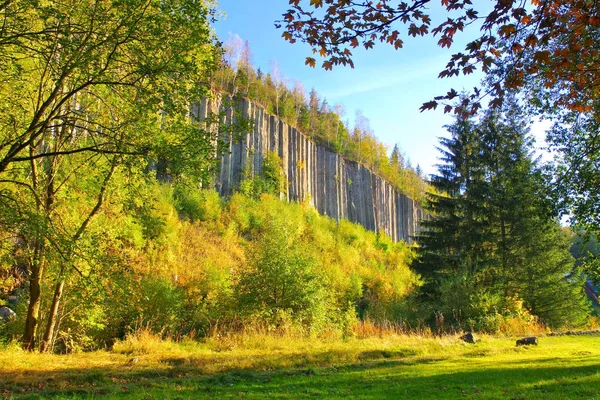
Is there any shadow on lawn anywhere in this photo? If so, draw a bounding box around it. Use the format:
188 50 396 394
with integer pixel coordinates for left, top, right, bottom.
1 350 599 399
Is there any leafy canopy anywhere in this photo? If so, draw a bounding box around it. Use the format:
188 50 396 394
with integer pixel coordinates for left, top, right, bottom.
276 0 600 115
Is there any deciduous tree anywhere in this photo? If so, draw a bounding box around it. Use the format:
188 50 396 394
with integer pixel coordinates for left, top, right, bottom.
0 0 219 350
276 1 600 115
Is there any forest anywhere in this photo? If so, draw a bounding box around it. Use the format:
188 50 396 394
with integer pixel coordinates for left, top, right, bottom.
0 0 599 359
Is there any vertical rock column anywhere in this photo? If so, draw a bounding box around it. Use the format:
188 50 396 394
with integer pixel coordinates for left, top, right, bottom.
206 96 423 243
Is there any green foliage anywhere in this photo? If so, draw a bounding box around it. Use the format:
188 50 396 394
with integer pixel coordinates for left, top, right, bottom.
239 151 287 199
261 152 288 196
236 218 326 330
0 0 223 350
131 276 186 336
174 182 223 223
0 180 418 348
571 230 600 288
415 105 590 330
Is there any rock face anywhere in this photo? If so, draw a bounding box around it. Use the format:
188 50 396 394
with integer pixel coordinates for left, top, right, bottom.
194 97 424 243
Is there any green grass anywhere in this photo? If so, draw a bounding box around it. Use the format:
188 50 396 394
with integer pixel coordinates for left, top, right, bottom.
1 333 599 399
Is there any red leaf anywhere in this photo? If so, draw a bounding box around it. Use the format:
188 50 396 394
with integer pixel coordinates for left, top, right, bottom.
420 101 438 112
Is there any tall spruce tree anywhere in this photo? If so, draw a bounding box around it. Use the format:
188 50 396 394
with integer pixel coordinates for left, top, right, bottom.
415 108 589 330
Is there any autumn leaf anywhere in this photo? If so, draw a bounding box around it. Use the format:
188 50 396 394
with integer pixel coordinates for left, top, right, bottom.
511 43 523 53
438 37 452 48
533 51 550 64
498 24 516 38
419 101 438 112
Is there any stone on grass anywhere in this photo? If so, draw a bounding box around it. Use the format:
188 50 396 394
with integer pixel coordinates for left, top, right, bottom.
516 337 538 346
460 332 476 344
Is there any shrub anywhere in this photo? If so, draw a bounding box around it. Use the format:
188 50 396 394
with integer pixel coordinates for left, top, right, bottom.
123 276 186 337
235 216 327 331
239 152 287 199
173 185 222 223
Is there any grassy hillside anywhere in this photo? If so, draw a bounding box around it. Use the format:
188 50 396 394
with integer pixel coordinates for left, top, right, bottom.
1 180 421 350
1 332 599 399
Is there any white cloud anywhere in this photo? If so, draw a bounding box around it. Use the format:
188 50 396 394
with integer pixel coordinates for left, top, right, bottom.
325 57 448 100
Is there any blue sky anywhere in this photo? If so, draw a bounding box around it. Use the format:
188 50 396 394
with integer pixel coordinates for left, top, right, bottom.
211 1 533 175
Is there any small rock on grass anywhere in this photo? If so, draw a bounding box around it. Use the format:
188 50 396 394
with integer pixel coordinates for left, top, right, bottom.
460 332 476 344
516 337 538 346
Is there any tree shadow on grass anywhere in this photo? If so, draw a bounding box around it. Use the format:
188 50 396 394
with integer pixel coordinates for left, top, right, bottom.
1 349 599 399
0 348 418 398
191 360 600 400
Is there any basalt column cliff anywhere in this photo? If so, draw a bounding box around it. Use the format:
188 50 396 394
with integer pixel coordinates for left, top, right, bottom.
193 97 424 243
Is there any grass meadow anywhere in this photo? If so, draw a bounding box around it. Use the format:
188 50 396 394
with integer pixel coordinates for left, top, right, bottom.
1 331 599 399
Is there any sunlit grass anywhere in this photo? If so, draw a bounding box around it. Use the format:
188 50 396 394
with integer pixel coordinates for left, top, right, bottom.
1 332 599 399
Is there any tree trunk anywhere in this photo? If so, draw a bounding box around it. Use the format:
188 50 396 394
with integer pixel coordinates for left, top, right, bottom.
40 279 65 353
38 157 116 351
23 248 44 351
500 215 509 296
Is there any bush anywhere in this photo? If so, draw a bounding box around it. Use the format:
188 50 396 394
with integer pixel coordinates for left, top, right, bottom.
173 184 222 223
239 152 287 199
235 215 327 331
124 276 186 337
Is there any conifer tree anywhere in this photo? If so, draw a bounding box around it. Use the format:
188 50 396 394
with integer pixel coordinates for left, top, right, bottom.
415 108 589 329
390 145 401 168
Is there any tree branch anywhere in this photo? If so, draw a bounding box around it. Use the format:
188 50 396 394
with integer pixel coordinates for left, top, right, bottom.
10 145 148 162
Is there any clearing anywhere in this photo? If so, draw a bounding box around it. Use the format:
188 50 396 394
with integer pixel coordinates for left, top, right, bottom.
1 333 599 399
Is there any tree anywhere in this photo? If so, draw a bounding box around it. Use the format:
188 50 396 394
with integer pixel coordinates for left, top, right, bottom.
270 59 288 117
415 164 423 178
415 108 588 329
352 110 371 164
221 34 244 95
0 0 219 350
0 0 217 174
416 115 480 292
571 230 600 286
332 103 345 150
235 212 324 328
291 80 307 128
390 145 401 168
276 1 600 115
544 110 600 234
307 88 320 134
240 152 287 200
240 40 256 97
